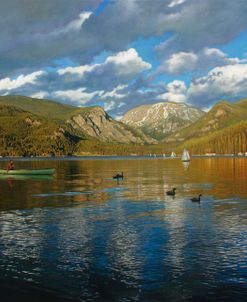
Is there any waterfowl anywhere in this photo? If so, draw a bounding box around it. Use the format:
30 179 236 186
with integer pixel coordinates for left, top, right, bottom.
166 188 176 196
113 172 124 180
190 194 202 202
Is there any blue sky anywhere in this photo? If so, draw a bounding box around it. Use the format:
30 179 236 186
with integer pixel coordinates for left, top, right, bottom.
1 0 247 117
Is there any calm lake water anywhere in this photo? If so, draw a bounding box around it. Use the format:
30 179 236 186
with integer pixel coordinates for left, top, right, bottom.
0 157 246 302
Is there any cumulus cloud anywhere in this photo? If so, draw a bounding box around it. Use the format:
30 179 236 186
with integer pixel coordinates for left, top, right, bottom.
161 51 198 74
188 64 247 105
53 88 104 105
0 71 44 92
3 0 247 75
2 0 247 115
58 48 151 78
157 80 187 103
156 48 242 75
156 63 247 108
57 48 151 90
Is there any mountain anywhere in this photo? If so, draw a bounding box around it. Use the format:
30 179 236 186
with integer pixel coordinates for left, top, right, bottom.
167 99 247 142
0 96 155 154
121 102 204 140
65 106 155 144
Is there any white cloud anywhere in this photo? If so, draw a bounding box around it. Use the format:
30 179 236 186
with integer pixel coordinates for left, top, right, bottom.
30 91 48 99
104 48 152 76
101 85 128 99
104 100 125 112
168 0 186 8
58 48 151 79
50 11 92 36
164 51 198 74
2 0 247 78
158 48 243 75
53 88 104 105
188 64 247 100
58 64 93 76
0 71 44 91
63 11 92 32
157 80 187 103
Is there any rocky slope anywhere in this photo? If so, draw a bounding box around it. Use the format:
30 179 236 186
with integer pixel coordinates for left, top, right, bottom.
121 102 204 140
66 106 155 144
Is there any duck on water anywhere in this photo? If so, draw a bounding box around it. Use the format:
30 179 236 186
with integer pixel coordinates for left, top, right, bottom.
166 188 176 196
113 172 124 180
190 194 202 202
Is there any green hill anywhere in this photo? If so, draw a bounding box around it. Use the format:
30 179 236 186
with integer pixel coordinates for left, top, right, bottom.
180 120 247 155
0 95 96 121
166 99 247 142
0 104 85 156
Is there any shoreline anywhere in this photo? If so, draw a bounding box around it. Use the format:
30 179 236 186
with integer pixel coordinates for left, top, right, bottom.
0 154 247 161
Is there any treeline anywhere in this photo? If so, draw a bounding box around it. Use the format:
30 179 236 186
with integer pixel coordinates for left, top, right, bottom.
76 140 176 156
181 121 247 154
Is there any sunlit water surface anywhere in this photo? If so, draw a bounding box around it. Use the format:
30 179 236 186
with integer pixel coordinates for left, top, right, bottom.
0 157 246 302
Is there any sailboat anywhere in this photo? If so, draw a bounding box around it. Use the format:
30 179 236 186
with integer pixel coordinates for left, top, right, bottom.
171 152 176 158
181 149 190 162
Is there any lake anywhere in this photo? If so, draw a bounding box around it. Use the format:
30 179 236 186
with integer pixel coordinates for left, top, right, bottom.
0 157 246 302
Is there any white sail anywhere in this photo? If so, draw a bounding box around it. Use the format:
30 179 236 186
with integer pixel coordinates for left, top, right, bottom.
171 152 176 158
181 149 190 162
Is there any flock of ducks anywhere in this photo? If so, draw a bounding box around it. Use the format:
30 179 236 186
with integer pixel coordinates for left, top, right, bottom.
112 173 202 202
166 187 202 202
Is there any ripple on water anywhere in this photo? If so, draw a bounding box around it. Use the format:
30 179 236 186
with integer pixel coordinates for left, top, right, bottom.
0 158 247 301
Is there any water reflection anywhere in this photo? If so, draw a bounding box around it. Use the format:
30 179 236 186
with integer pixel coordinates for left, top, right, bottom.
182 161 190 170
0 158 247 301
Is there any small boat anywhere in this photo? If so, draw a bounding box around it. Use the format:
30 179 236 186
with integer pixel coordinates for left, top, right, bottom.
181 149 190 162
0 174 54 180
171 152 176 158
0 168 55 175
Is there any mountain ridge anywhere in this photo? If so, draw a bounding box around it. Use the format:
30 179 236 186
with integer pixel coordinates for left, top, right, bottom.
0 96 155 151
121 101 204 140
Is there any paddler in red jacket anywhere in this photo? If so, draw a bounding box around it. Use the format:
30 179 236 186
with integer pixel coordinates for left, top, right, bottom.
6 160 14 172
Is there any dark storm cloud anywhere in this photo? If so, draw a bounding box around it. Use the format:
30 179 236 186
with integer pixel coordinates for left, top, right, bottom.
1 0 247 75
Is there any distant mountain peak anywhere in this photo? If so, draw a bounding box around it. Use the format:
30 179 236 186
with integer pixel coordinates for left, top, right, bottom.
121 101 204 140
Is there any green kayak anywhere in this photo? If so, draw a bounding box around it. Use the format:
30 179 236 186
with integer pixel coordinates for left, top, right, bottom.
0 168 55 175
0 174 54 180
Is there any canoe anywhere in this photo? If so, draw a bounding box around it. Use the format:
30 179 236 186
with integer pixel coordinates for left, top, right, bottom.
0 174 54 181
0 168 55 175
